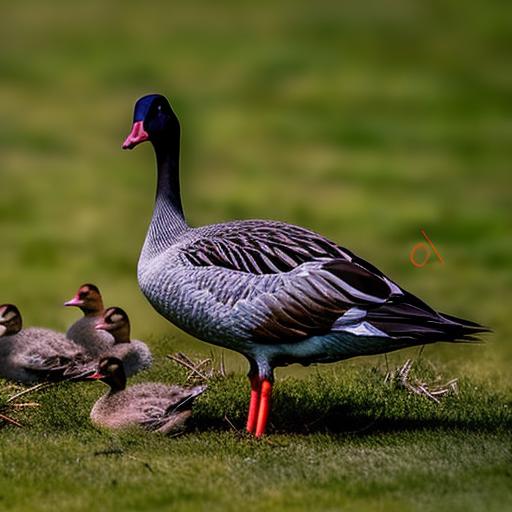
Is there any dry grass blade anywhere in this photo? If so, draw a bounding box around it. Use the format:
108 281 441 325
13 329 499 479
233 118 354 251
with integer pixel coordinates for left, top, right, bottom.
167 351 228 383
385 359 459 404
11 402 41 408
1 380 61 427
167 353 209 381
0 413 23 427
6 382 54 403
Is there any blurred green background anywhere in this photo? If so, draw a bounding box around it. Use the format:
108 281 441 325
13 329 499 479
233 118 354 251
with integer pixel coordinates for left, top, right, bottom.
1 0 511 378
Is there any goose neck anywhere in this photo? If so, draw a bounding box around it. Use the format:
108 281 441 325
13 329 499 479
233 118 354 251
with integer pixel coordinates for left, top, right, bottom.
154 139 185 219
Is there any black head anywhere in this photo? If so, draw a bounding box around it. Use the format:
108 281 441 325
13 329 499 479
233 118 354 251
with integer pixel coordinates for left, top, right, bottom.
123 94 180 150
87 356 127 391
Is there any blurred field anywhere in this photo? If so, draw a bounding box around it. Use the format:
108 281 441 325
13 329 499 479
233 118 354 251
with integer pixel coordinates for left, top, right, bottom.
0 0 511 510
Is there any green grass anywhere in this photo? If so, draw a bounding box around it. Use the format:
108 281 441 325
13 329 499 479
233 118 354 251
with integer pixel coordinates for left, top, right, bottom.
1 0 511 510
1 359 511 512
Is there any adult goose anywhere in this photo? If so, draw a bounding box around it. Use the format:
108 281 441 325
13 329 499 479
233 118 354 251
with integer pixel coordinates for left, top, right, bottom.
88 357 205 434
64 284 114 357
122 94 488 437
0 304 89 384
94 306 152 377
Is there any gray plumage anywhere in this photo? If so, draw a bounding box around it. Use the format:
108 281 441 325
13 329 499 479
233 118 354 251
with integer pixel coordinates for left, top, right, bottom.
0 304 90 384
106 340 152 377
89 357 204 433
66 316 114 358
93 306 152 377
64 284 114 358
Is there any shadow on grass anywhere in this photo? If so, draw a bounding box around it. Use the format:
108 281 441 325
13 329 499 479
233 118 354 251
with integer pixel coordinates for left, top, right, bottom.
190 370 512 437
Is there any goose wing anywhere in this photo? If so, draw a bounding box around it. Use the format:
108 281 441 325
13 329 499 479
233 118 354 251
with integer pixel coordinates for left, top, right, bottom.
178 221 487 344
21 352 86 381
181 222 401 343
184 221 357 274
233 258 397 343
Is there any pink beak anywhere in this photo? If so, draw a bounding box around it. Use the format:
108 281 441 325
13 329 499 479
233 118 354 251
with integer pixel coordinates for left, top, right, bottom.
64 297 82 307
95 322 109 331
122 121 149 149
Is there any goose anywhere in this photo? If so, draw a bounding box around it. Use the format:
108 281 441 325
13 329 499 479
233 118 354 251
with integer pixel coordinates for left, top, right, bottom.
64 283 114 357
87 357 205 433
122 93 488 437
0 304 90 384
94 306 152 377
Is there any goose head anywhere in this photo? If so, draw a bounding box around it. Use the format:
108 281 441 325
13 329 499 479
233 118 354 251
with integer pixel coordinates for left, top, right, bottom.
0 304 22 336
87 356 127 392
122 94 179 150
64 284 104 316
95 307 131 344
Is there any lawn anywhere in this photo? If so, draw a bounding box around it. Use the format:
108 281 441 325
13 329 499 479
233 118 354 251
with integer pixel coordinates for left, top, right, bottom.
0 0 511 510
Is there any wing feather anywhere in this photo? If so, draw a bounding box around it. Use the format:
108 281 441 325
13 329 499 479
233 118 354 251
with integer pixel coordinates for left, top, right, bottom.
181 222 399 343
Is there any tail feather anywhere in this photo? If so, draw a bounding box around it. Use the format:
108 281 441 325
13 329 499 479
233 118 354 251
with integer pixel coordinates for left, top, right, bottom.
366 297 489 344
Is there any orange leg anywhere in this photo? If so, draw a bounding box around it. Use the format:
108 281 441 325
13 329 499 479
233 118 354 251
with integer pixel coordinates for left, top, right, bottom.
255 379 273 437
246 375 261 434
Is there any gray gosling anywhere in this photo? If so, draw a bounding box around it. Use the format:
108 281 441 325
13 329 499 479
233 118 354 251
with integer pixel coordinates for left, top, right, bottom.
95 307 152 377
88 357 205 434
64 283 114 357
0 304 90 384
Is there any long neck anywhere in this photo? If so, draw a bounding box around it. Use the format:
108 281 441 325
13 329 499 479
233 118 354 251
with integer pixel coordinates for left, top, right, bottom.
142 136 189 259
155 137 183 215
105 373 126 393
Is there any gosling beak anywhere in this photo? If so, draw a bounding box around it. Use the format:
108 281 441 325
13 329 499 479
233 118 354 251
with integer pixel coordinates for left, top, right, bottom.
95 322 109 331
65 367 96 381
64 296 83 307
122 121 149 149
86 372 105 380
0 325 6 337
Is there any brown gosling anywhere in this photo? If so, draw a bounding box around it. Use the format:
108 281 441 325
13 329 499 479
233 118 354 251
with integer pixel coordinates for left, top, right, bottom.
95 306 152 377
88 357 205 434
64 283 114 357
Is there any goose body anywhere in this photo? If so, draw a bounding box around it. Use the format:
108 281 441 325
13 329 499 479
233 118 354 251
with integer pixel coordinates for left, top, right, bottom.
65 284 114 357
89 357 204 433
0 305 89 384
124 94 488 436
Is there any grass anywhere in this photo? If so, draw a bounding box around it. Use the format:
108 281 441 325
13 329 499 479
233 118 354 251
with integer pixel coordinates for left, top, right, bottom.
1 357 511 512
0 0 511 510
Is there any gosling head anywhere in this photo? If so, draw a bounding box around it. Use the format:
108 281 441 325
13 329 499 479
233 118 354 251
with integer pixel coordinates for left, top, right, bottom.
95 307 131 344
87 356 126 391
64 284 104 317
0 304 22 336
122 94 179 150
